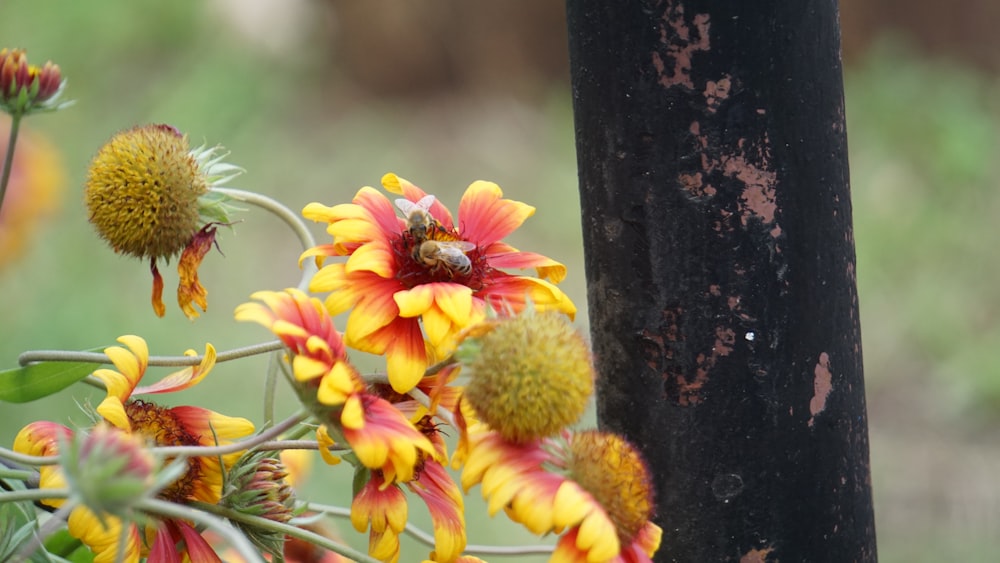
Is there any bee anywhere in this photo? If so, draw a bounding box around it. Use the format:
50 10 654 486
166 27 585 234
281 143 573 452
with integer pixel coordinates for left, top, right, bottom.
395 195 438 244
417 239 476 278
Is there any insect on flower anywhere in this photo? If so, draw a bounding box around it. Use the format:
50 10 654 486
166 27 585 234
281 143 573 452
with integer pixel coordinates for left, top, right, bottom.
417 239 477 278
395 195 439 245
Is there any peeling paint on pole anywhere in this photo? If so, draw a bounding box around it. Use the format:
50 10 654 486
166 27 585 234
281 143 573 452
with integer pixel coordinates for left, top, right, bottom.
566 0 877 560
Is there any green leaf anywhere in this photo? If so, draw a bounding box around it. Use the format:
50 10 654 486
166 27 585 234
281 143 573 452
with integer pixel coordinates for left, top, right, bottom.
0 361 100 403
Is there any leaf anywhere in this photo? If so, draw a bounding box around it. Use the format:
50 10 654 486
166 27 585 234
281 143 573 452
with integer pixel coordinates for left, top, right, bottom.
0 361 100 403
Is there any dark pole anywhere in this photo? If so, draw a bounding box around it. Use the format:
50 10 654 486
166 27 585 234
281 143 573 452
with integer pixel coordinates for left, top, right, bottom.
566 1 876 562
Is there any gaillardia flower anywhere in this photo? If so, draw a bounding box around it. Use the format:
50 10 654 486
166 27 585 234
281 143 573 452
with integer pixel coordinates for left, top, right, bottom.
302 173 575 393
460 428 662 563
237 288 466 562
458 309 594 444
0 48 66 115
13 335 255 562
84 124 242 318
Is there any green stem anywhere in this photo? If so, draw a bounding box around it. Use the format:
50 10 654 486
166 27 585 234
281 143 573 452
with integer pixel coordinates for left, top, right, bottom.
0 112 23 215
0 486 69 504
18 339 285 368
140 498 265 563
193 500 381 563
0 468 34 481
210 187 319 292
0 446 57 467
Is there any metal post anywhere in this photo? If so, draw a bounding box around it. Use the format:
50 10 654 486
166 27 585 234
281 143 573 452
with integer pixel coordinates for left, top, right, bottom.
566 1 877 560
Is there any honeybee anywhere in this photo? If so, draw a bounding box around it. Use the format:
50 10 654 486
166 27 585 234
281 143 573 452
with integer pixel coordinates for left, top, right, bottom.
395 195 438 244
418 239 476 277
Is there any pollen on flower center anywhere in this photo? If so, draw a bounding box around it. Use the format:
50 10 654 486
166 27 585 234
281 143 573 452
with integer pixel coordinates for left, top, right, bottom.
461 310 594 443
568 430 655 544
85 124 207 261
124 399 202 502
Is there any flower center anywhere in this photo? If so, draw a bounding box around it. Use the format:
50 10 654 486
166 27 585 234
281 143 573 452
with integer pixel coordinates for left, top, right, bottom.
391 229 488 290
124 399 203 503
567 430 654 544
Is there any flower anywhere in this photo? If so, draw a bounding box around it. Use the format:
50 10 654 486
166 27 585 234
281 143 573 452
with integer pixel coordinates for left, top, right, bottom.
302 173 575 393
84 124 242 318
0 115 65 269
237 288 466 562
459 428 662 563
0 48 67 115
458 309 594 444
13 335 255 562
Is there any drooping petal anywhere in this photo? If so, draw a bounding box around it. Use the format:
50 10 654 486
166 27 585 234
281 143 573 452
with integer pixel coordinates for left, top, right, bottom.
174 520 222 562
133 343 216 395
351 473 408 562
341 394 435 484
176 224 217 319
457 181 535 246
149 524 182 563
407 460 467 563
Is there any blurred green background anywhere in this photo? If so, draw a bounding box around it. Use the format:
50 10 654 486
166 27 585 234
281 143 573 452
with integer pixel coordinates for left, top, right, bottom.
1 1 999 561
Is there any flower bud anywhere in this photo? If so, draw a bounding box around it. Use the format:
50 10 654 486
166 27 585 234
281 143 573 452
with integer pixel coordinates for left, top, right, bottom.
62 424 156 518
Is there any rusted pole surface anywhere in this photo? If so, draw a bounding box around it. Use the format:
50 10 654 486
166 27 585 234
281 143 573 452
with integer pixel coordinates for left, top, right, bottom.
566 1 876 561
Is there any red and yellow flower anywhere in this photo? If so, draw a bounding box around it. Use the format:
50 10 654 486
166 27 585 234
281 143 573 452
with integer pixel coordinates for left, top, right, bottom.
459 427 662 563
301 173 575 393
237 288 467 562
13 335 255 562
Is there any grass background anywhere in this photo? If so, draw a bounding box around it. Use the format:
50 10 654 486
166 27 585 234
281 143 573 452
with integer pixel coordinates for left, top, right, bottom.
2 1 999 561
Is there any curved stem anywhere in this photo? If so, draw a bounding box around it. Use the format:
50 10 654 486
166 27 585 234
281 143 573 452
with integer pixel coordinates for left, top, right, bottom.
18 339 284 367
0 112 23 215
211 187 318 292
193 501 381 563
140 498 265 563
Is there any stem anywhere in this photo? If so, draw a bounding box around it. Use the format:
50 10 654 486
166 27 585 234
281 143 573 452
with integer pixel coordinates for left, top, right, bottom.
140 498 265 563
407 386 455 428
18 339 284 367
193 501 381 563
0 446 58 467
0 112 22 215
210 187 318 292
0 486 69 505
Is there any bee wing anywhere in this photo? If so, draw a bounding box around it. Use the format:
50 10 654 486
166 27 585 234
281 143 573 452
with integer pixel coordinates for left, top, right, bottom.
438 240 477 253
395 194 437 215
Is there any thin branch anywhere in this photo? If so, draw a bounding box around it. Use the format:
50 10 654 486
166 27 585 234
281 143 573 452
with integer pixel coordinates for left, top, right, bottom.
18 340 285 368
141 498 265 563
211 187 319 292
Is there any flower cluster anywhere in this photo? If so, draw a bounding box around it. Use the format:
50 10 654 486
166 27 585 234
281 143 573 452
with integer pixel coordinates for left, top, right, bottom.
452 310 662 562
1 48 662 563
